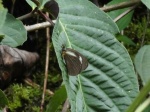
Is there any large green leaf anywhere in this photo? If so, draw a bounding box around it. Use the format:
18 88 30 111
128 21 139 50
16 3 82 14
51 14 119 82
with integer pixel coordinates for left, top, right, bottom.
0 13 27 47
134 45 150 85
107 0 133 31
52 0 139 112
142 0 150 9
0 89 8 108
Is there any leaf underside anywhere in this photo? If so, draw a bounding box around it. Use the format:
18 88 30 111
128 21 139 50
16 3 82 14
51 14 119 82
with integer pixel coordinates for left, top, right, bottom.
52 0 139 112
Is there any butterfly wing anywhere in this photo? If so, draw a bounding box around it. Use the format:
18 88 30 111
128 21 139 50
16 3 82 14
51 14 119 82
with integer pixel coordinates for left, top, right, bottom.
67 48 88 71
64 54 82 76
80 54 88 71
62 48 88 76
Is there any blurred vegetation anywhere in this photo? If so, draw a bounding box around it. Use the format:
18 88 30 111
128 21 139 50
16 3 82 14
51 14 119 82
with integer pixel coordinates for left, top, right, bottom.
1 0 150 112
2 0 62 111
123 6 150 60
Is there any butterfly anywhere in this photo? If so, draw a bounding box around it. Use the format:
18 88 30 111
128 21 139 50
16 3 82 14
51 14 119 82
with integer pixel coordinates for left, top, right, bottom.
62 47 88 76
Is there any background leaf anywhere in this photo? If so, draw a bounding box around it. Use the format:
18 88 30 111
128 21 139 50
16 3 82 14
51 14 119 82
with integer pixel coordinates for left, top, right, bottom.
46 85 67 112
107 0 133 30
143 102 150 112
0 0 4 9
134 45 150 85
141 0 150 9
52 0 139 112
0 89 8 108
0 13 27 47
0 34 4 41
26 0 37 9
0 8 7 29
39 0 49 9
117 35 136 46
26 0 50 10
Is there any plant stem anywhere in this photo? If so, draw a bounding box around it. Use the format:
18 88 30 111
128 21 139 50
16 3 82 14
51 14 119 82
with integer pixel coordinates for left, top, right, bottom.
135 97 150 112
62 98 69 112
40 13 50 112
126 80 150 112
114 4 138 22
25 21 55 32
100 0 141 12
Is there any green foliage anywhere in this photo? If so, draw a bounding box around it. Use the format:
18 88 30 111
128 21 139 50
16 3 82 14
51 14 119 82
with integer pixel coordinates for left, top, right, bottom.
129 17 150 40
107 0 133 30
124 11 150 112
124 16 150 56
26 0 37 9
116 35 136 46
0 0 4 9
0 8 7 28
127 80 150 112
0 34 4 41
0 89 8 109
0 3 27 46
1 0 150 112
52 0 139 112
6 84 50 112
26 0 49 10
134 45 150 85
46 85 67 112
143 102 150 112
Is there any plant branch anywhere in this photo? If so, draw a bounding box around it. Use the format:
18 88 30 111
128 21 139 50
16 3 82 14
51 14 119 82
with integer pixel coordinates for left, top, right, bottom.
11 0 16 14
114 4 138 22
24 0 141 32
40 13 51 112
17 8 38 20
25 21 56 32
17 12 34 20
100 0 141 12
62 98 70 112
135 97 150 112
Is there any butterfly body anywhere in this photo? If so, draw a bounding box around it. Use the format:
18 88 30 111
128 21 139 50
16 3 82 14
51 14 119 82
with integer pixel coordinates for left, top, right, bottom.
62 47 88 76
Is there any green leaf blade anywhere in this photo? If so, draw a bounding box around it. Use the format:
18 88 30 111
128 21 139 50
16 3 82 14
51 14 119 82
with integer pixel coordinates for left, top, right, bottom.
134 45 150 85
0 89 8 108
52 0 139 112
26 0 37 9
46 85 67 112
0 13 27 47
117 35 136 46
107 0 133 30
